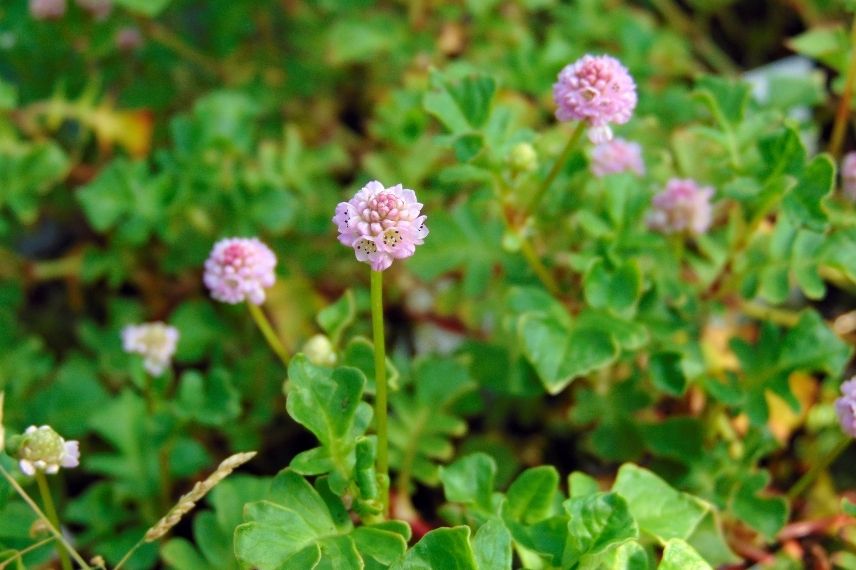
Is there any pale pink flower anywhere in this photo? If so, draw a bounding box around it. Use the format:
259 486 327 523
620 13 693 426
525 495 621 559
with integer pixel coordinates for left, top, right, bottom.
204 238 277 305
836 377 856 438
647 178 714 236
17 425 79 476
29 0 66 20
333 180 428 272
553 54 637 144
590 138 645 177
122 322 179 376
841 152 856 201
75 0 112 20
116 26 143 51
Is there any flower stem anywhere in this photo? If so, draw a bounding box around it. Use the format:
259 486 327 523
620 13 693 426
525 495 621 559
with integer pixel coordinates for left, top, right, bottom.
523 122 586 219
787 436 851 500
34 472 72 570
828 15 856 159
370 269 390 516
114 539 145 570
519 238 560 296
247 302 289 367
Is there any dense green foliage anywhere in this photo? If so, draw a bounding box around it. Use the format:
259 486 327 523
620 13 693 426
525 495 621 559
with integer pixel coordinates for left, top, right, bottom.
2 0 856 568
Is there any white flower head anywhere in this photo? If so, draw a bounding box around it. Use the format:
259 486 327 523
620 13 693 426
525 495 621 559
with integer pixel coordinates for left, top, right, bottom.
18 425 79 476
122 322 179 376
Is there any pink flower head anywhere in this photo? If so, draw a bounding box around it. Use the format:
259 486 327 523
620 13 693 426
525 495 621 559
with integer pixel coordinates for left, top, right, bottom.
841 152 856 201
204 237 277 305
553 54 637 144
333 180 428 272
116 26 143 51
75 0 112 20
836 378 856 438
122 322 179 376
590 138 645 178
30 0 66 20
647 178 714 236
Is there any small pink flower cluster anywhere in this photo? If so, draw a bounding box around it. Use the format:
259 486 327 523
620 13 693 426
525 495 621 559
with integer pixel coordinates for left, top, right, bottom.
647 178 714 236
17 425 79 476
553 54 637 144
836 377 856 438
590 138 645 178
204 237 277 305
841 152 856 201
29 0 66 20
333 180 428 272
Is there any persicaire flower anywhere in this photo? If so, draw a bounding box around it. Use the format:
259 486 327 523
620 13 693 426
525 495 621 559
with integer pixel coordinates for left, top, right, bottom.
29 0 66 20
122 322 179 376
116 26 143 51
647 178 714 236
553 54 637 144
17 425 79 476
333 180 428 272
841 152 856 201
204 237 277 305
508 142 538 173
75 0 112 20
303 334 336 366
835 377 856 438
590 138 645 177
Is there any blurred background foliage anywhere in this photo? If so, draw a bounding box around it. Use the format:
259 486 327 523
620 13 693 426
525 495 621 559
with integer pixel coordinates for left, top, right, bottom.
2 0 856 568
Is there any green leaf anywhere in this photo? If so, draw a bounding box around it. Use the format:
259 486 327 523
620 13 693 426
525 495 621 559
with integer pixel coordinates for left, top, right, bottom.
612 464 709 542
317 290 356 346
342 337 400 393
658 539 713 570
648 352 687 396
563 492 639 567
579 541 649 570
473 518 512 570
779 310 852 376
518 311 619 395
504 466 560 524
440 453 497 512
391 526 478 570
389 356 476 487
787 25 849 70
236 470 376 570
0 141 69 224
583 259 643 317
731 471 788 538
758 126 806 179
782 154 833 231
569 472 600 498
175 369 241 426
694 75 751 127
843 498 856 517
641 417 703 464
113 0 173 15
285 356 372 492
424 70 496 134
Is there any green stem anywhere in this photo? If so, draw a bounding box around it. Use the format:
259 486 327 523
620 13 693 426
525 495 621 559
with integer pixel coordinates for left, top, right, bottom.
787 437 851 500
113 539 145 570
828 15 856 159
35 472 72 570
370 269 389 516
519 238 560 296
0 536 56 567
523 122 586 219
247 302 290 367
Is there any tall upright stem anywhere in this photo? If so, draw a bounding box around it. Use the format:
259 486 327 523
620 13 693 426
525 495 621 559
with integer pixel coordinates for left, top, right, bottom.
828 15 856 159
247 302 290 367
35 472 73 570
523 122 586 220
370 269 389 516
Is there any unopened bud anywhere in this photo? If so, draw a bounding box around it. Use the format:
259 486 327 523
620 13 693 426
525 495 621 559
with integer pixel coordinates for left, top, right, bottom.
508 142 538 173
303 334 336 366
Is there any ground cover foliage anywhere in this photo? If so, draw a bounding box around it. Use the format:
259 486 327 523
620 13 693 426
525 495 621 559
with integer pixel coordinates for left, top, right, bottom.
2 0 856 568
